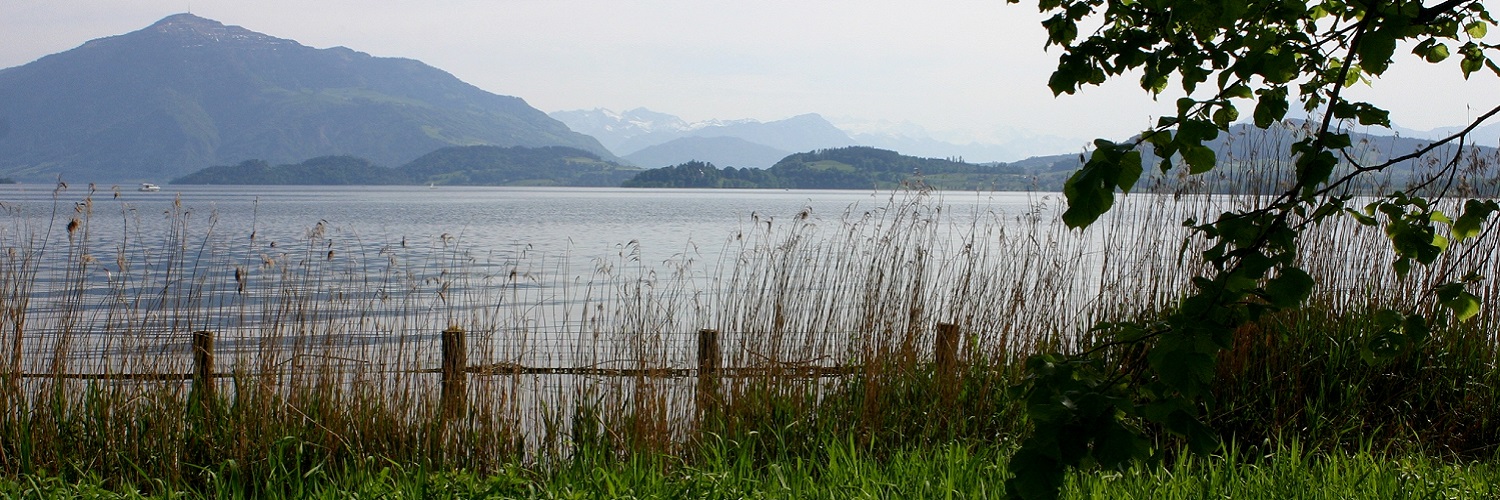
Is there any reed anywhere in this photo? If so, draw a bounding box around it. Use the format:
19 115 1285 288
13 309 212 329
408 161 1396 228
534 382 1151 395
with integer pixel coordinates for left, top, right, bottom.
1 140 1498 493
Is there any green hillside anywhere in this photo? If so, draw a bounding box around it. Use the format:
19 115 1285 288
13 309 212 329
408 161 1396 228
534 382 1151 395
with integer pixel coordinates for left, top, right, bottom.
172 145 642 187
170 156 408 185
400 146 641 187
624 146 1043 190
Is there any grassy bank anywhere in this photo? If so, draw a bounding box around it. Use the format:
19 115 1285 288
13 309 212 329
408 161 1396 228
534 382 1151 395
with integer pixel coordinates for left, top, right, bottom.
3 440 1496 498
2 181 1499 495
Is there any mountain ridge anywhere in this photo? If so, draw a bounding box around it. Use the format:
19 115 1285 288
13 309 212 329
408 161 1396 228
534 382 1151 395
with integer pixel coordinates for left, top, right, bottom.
551 107 1091 163
623 136 791 168
0 13 615 183
622 146 1043 191
172 144 640 186
550 108 857 157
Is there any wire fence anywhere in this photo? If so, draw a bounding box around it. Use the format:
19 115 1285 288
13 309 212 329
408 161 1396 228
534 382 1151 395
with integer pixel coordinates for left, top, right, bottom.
5 325 961 383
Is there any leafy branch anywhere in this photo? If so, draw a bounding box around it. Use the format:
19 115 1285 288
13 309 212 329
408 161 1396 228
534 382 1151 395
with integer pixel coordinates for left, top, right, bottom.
1002 1 1500 498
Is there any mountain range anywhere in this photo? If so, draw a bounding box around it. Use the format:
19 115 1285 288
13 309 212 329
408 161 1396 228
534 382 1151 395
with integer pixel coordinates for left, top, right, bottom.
4 13 1495 189
623 137 791 170
550 107 1093 168
1390 122 1500 148
551 108 858 167
0 14 613 183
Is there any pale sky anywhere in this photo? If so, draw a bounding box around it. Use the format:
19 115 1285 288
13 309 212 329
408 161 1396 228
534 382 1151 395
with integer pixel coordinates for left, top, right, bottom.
2 1 1495 146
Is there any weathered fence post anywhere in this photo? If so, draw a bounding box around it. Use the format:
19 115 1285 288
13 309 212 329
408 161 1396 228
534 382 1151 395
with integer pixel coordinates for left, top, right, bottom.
696 329 721 414
935 323 960 405
191 330 215 403
441 326 468 420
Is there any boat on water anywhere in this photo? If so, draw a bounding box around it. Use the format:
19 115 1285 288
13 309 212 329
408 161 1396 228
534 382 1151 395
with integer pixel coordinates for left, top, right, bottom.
138 183 161 192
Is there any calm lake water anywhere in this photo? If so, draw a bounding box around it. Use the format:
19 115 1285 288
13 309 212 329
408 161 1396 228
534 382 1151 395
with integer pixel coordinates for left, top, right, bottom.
1 184 1054 260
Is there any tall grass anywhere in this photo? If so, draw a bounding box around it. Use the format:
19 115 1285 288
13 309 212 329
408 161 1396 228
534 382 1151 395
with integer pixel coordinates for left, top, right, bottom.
1 137 1499 493
10 439 1494 499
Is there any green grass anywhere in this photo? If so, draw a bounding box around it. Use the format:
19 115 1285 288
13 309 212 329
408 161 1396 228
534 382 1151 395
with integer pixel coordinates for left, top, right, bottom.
3 439 1495 499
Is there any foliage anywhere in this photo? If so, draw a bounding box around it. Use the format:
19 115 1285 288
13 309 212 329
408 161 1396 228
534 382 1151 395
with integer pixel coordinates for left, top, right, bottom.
621 160 778 188
1208 308 1500 456
1003 0 1500 497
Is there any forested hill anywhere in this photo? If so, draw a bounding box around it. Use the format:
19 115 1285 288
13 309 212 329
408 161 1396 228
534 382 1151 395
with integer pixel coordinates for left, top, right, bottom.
623 146 1049 190
0 14 614 183
398 145 639 187
172 145 641 186
172 156 407 185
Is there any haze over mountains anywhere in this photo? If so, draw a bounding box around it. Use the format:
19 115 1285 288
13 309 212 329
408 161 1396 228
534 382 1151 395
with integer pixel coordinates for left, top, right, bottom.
1 13 1494 188
549 107 1092 168
0 14 612 183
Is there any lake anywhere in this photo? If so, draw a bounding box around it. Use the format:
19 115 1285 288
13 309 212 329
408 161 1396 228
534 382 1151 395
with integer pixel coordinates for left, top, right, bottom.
1 184 1054 260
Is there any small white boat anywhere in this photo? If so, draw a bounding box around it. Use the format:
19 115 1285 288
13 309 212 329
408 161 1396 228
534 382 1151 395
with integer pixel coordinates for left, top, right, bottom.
138 183 161 192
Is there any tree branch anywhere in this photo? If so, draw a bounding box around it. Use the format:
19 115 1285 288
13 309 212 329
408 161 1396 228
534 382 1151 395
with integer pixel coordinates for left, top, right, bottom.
1354 103 1500 173
1313 102 1500 198
1416 0 1476 25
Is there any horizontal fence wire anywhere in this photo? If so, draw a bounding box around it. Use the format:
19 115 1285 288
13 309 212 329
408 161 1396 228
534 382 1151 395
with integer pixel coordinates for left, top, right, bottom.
6 364 869 380
5 326 908 380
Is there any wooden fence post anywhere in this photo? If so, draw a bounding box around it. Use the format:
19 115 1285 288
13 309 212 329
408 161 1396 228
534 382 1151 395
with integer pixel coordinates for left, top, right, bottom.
191 330 215 403
441 326 468 419
697 329 721 414
935 323 960 404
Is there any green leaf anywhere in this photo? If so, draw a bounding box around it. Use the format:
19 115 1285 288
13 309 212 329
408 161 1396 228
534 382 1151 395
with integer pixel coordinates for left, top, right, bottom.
1261 50 1298 84
1178 119 1220 142
1254 89 1289 128
1437 282 1482 321
1461 55 1484 77
1181 145 1217 174
1357 29 1397 75
1264 267 1314 308
1063 141 1144 228
1362 327 1404 364
1453 199 1498 241
1403 313 1430 344
1467 21 1488 39
1094 422 1150 469
1425 43 1451 63
1118 151 1144 194
1224 83 1253 99
1352 103 1391 127
1322 132 1352 149
1449 291 1480 321
1006 446 1064 500
1349 210 1378 226
1393 257 1412 277
1212 105 1240 129
1150 347 1214 398
1296 150 1337 193
1062 164 1115 229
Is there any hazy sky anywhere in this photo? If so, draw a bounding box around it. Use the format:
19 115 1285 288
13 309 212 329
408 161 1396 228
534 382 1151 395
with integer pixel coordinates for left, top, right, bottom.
3 1 1496 146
